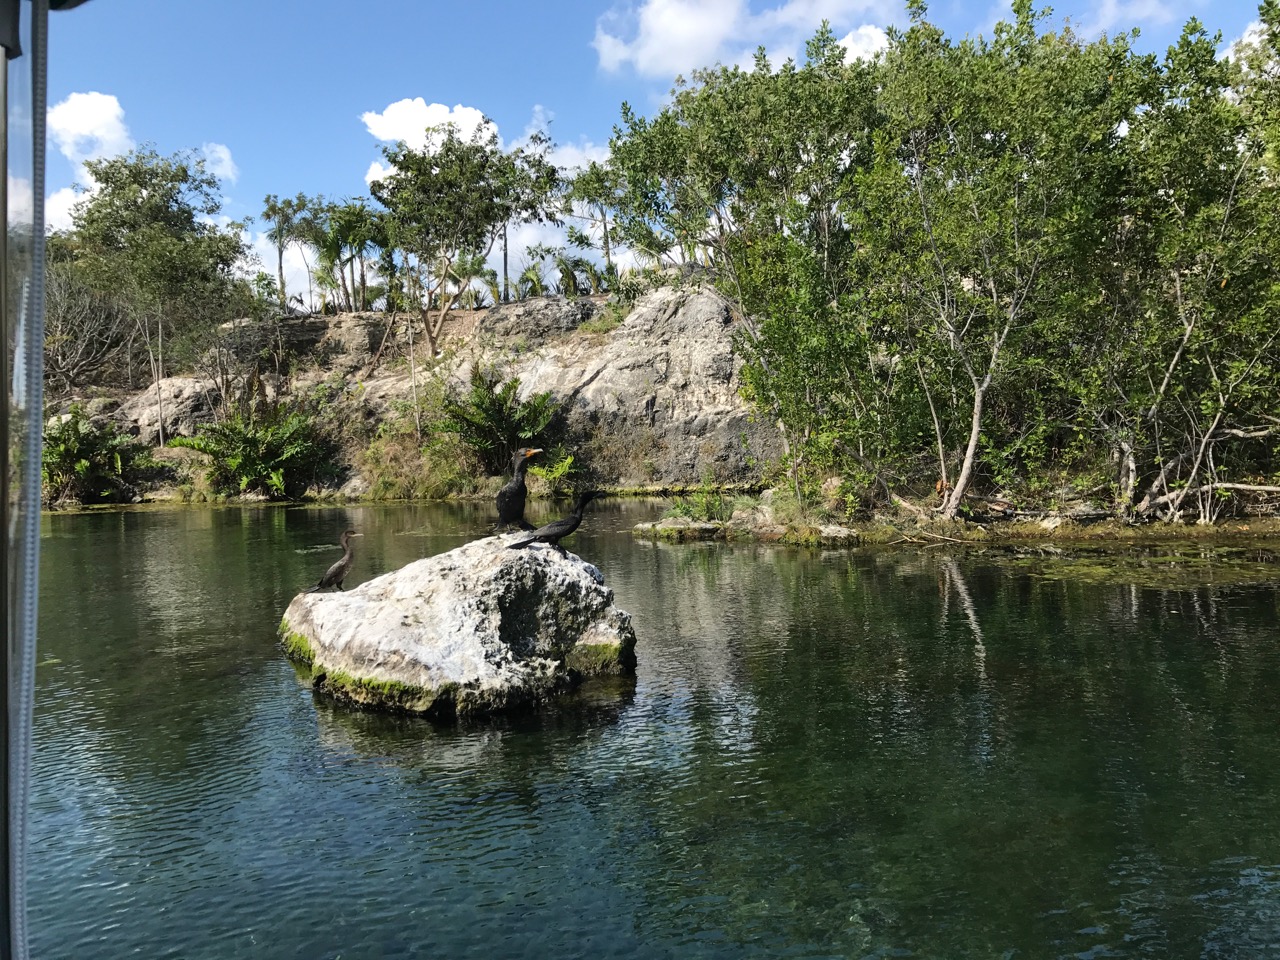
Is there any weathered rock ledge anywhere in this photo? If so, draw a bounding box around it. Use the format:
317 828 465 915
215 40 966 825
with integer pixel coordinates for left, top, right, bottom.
634 514 861 546
280 536 637 719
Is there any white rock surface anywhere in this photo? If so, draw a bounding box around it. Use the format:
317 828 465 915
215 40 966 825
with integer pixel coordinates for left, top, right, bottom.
281 535 636 717
115 376 221 445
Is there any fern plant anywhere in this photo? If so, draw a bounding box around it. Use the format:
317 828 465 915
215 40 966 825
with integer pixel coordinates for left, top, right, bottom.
440 365 558 474
42 407 157 506
169 406 334 499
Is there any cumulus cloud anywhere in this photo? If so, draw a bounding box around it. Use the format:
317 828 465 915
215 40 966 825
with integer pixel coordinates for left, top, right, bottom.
594 0 893 77
44 91 132 233
7 175 33 227
361 98 497 150
1080 0 1178 37
45 186 84 233
595 0 745 77
364 159 395 186
47 91 134 181
201 142 239 185
838 24 888 62
549 140 611 173
516 104 609 174
1224 20 1265 61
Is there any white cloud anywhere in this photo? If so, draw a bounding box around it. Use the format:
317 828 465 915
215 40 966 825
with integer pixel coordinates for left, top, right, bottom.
360 98 496 150
1080 0 1178 37
838 24 887 62
549 140 610 173
518 103 609 173
594 0 893 77
595 0 745 77
1224 20 1264 61
45 186 83 233
47 91 134 182
201 142 239 185
364 159 394 186
7 175 33 227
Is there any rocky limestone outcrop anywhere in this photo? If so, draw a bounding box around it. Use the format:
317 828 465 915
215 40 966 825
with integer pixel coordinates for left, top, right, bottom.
474 295 600 341
216 314 389 373
279 535 637 718
115 376 222 445
359 285 780 485
108 286 781 488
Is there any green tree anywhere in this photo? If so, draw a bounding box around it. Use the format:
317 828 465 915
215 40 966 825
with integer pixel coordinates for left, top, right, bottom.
1076 20 1280 521
567 160 623 271
371 123 561 354
856 2 1137 516
261 192 310 310
65 147 249 441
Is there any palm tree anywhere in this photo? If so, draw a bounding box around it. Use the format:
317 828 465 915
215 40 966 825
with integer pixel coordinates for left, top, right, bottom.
261 193 308 310
552 251 585 297
517 264 546 299
292 197 332 312
329 200 378 311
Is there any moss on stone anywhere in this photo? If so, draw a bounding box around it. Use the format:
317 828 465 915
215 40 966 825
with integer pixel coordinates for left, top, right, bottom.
312 668 457 718
279 626 315 665
566 641 634 677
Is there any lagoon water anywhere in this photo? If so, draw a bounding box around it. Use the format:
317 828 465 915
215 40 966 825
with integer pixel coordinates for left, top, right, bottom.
29 502 1280 958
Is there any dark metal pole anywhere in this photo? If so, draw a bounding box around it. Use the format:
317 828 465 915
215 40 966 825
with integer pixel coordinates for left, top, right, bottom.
0 42 10 960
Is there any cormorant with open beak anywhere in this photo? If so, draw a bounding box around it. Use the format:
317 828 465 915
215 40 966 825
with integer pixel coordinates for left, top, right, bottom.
495 447 542 531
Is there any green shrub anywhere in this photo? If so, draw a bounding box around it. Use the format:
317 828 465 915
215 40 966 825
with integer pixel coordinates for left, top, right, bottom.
440 364 558 474
579 305 624 335
362 413 481 500
664 474 733 522
42 407 158 506
169 405 335 499
528 450 580 497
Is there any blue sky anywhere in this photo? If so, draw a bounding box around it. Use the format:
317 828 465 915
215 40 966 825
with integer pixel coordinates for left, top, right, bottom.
44 0 1264 291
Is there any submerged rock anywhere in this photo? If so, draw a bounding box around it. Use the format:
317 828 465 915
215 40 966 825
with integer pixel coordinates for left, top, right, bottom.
279 536 637 719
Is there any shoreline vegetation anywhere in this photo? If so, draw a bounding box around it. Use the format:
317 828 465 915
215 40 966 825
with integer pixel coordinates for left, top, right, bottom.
38 4 1280 543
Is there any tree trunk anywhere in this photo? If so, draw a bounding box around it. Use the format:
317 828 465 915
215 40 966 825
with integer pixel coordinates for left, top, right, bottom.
301 247 314 312
942 383 985 518
502 223 510 303
277 245 287 309
1117 439 1137 517
403 310 422 442
337 259 352 312
600 205 612 270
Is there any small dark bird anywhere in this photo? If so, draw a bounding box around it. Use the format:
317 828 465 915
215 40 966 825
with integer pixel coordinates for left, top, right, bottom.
507 491 602 556
495 447 543 531
305 529 362 592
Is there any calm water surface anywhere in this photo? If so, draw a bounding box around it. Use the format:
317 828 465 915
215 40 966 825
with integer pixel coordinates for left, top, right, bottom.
29 503 1280 958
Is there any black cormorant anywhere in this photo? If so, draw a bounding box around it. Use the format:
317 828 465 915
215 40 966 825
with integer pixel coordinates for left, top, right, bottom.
495 447 543 530
506 491 602 555
305 529 362 592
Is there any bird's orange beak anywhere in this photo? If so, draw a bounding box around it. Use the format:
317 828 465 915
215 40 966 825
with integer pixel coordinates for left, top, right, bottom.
526 448 544 458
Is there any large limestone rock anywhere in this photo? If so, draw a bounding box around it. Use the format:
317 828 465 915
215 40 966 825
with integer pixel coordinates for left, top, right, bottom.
279 536 637 719
115 376 222 445
475 296 599 340
217 314 388 373
504 285 778 483
359 285 781 485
